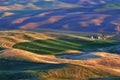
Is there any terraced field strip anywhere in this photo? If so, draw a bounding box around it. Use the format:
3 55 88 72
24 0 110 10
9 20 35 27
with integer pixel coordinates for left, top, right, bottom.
0 39 15 48
13 37 119 55
13 39 81 54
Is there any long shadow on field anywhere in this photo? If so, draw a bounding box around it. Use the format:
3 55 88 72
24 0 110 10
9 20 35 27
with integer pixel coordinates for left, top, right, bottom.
0 72 39 80
56 53 101 60
0 48 5 51
0 59 66 71
0 59 66 80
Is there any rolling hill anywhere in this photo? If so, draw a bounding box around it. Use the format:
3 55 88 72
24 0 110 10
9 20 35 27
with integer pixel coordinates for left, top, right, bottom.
0 49 68 63
0 50 120 80
0 30 120 80
0 30 119 53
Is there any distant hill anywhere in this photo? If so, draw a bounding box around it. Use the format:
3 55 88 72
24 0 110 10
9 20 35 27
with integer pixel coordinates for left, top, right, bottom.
0 0 78 11
0 0 120 33
0 8 120 33
96 3 120 8
59 0 120 6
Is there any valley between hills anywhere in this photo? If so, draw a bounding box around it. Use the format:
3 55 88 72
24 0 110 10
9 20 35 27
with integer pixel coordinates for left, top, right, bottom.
0 30 120 80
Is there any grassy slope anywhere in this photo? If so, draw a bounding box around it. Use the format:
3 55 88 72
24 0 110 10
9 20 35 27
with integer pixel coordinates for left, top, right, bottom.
13 37 119 55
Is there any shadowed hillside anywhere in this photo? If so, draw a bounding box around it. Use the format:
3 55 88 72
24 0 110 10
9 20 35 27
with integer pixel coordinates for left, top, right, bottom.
0 59 119 80
31 64 119 80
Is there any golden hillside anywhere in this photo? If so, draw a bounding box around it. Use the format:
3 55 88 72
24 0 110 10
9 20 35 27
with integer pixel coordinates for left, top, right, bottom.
0 49 119 80
0 49 69 64
0 30 54 48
